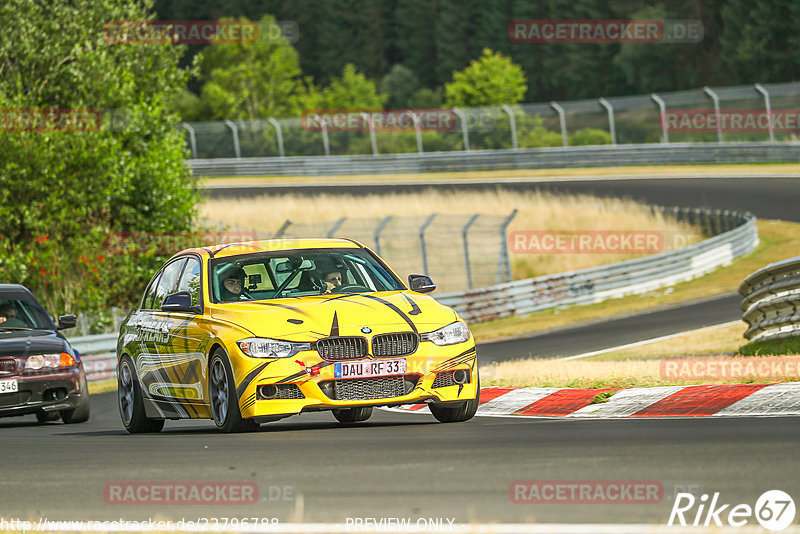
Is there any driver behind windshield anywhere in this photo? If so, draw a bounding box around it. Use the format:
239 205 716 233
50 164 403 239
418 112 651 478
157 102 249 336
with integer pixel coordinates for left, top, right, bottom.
0 302 27 328
322 270 343 293
219 267 248 302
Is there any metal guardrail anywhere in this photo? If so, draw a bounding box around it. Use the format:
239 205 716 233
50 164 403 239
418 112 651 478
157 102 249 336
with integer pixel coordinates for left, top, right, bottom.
438 207 759 323
188 142 800 177
69 206 759 381
739 257 800 342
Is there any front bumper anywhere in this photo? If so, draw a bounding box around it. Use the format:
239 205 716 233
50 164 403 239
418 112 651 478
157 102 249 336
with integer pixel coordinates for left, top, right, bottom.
0 366 86 418
233 343 478 420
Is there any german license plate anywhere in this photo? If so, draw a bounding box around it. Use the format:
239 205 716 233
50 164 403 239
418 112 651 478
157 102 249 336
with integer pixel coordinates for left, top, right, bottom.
0 379 18 394
334 359 406 379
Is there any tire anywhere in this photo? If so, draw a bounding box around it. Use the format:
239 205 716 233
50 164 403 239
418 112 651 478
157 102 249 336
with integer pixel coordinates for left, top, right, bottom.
209 348 259 433
332 406 373 423
36 411 60 423
429 371 480 423
118 355 164 433
62 372 90 424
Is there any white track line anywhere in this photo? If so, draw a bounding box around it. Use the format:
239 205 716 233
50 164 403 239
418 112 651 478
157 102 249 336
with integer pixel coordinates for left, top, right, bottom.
557 320 741 361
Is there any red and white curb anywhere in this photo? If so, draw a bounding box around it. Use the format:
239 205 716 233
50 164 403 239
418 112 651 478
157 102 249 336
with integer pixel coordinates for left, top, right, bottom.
385 383 800 418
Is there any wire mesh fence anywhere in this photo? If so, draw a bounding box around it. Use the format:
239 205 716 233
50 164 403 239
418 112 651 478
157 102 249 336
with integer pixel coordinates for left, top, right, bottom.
183 82 800 159
274 212 517 294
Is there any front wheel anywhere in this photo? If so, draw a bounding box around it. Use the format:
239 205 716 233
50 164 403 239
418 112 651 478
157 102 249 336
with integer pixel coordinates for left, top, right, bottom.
332 406 373 423
429 372 480 423
209 349 259 433
118 356 163 433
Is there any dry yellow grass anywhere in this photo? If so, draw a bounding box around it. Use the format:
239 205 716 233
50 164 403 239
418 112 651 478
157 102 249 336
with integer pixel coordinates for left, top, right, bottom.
583 322 747 361
201 189 701 279
481 355 800 389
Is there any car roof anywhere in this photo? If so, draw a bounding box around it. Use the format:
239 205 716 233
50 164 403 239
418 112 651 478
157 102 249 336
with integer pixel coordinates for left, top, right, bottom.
0 284 34 297
177 237 364 260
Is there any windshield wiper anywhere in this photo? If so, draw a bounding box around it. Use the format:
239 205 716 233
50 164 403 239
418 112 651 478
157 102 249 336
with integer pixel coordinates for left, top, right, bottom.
0 326 34 331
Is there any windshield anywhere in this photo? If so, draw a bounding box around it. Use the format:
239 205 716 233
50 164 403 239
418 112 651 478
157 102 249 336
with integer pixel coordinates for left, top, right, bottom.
0 295 53 330
209 248 404 303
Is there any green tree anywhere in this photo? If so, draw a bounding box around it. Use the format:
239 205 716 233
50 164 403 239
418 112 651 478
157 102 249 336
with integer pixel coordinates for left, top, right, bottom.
314 64 385 110
445 49 527 107
198 15 314 120
0 0 197 314
380 65 420 109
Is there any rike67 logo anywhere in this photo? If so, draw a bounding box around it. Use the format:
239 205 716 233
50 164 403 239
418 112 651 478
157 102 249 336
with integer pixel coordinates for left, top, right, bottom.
668 490 796 531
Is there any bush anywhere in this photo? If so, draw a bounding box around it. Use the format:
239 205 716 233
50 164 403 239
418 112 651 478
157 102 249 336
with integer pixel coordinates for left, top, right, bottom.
0 0 198 316
569 128 613 146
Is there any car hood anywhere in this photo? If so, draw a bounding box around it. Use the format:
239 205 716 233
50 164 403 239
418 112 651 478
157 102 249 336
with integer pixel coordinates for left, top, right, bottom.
206 291 460 341
0 329 69 357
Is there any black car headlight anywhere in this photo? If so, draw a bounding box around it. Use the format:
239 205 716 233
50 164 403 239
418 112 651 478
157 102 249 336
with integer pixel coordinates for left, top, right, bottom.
236 338 310 358
421 321 471 346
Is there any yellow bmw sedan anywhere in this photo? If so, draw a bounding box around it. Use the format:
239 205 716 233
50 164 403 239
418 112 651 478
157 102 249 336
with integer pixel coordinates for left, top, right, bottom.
116 238 479 433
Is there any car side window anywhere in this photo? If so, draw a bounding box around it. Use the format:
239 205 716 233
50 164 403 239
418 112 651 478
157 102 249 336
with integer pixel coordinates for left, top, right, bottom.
152 258 187 310
142 273 161 310
177 257 202 306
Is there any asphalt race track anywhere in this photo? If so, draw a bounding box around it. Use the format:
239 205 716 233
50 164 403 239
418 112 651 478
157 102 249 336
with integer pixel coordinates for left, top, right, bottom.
477 292 742 362
2 391 800 525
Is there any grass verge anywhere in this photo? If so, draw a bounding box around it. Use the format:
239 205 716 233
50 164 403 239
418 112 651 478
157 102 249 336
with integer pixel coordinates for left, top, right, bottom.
741 337 800 356
471 219 800 343
200 163 800 185
87 378 116 395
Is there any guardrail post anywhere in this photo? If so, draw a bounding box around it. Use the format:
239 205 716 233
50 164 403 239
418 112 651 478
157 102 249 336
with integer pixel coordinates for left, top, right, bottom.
419 213 437 274
326 217 347 238
373 215 393 255
267 117 286 157
181 122 198 159
274 220 292 238
224 120 241 158
496 209 518 283
360 112 379 156
754 83 775 143
598 98 617 145
703 87 723 143
501 105 518 149
550 101 568 147
650 94 669 144
462 214 480 289
452 108 470 151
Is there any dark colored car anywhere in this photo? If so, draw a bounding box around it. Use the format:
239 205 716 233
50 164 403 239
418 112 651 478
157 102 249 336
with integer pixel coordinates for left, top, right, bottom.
0 284 90 423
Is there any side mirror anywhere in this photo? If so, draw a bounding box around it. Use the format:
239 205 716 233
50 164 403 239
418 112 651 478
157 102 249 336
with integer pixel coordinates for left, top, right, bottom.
408 274 436 293
57 314 77 330
162 291 200 314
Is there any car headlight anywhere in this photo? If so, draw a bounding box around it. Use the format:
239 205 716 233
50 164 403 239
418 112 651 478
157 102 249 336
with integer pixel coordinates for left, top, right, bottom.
236 338 310 359
25 352 76 370
421 321 471 346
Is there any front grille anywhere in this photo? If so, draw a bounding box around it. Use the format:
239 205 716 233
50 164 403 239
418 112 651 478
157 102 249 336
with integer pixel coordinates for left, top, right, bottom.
316 337 368 361
0 391 30 408
0 357 17 376
432 371 457 388
372 333 418 357
275 384 304 399
333 376 406 401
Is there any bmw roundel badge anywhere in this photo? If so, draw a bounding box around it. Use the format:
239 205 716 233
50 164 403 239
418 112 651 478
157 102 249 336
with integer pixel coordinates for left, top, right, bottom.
361 326 372 334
